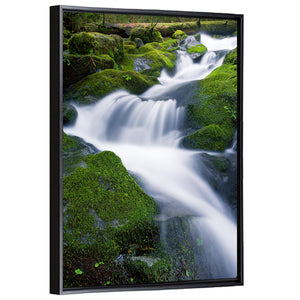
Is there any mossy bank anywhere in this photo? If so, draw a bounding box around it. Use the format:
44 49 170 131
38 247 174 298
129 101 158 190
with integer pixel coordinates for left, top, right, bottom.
181 47 238 152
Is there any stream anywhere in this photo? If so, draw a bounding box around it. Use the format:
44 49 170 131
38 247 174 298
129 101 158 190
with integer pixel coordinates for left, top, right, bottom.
64 33 238 279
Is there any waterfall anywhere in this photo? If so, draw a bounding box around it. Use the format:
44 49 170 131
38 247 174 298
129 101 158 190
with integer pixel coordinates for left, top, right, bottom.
64 33 238 279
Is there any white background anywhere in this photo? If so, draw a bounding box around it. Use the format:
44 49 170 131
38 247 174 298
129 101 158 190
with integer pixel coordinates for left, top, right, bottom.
1 0 300 299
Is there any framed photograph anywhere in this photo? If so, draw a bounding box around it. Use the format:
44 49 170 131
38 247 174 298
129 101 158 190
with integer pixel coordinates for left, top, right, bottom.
50 5 243 294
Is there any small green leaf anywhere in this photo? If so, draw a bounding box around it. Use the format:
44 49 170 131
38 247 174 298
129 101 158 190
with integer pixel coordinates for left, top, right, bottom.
186 270 189 277
95 263 99 268
75 268 83 275
130 278 134 283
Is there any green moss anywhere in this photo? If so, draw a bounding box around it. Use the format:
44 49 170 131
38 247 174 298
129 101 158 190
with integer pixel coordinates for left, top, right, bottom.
68 32 124 63
139 50 177 76
223 47 237 65
62 132 96 177
121 41 177 77
63 151 159 253
63 54 115 87
182 124 231 151
183 48 238 150
159 38 179 51
63 102 77 125
187 44 207 55
63 132 81 152
66 69 159 104
68 32 98 55
129 26 163 44
172 30 187 41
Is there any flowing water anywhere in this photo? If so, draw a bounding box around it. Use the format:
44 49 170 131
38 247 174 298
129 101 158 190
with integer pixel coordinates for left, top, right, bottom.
64 33 238 279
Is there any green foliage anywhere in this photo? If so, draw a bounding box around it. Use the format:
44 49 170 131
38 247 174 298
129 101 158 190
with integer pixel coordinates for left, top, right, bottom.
63 55 71 66
123 74 132 81
94 261 104 268
75 268 83 275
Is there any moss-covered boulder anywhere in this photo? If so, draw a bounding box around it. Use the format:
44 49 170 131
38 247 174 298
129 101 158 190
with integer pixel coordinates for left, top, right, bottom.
66 69 159 104
172 30 188 42
122 41 177 77
181 124 231 151
63 151 159 252
187 43 208 61
183 48 238 149
68 32 124 63
63 54 115 87
129 25 163 44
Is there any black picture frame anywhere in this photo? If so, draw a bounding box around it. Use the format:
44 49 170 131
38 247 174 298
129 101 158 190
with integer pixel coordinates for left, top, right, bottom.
50 5 243 295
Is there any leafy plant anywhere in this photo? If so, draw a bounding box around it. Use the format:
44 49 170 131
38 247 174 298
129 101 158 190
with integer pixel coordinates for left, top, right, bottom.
95 261 104 268
63 55 71 66
75 268 83 275
224 105 237 121
123 74 132 81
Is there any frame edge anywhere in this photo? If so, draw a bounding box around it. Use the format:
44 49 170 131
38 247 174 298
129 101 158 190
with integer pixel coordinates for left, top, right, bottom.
50 5 63 295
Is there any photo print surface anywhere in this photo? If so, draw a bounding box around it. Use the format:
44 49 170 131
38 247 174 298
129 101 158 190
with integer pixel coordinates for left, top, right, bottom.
61 9 241 290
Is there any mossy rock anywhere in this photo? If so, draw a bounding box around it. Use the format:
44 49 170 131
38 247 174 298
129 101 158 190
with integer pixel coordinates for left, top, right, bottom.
63 102 77 125
187 44 207 60
182 124 230 152
63 151 159 253
184 48 238 145
68 32 98 55
123 40 138 53
172 30 187 42
62 132 99 177
66 69 159 104
122 41 177 78
68 32 124 63
129 25 163 44
63 54 115 87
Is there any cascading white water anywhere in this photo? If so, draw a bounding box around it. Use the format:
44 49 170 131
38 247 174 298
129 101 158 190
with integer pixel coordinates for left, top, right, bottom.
65 33 238 279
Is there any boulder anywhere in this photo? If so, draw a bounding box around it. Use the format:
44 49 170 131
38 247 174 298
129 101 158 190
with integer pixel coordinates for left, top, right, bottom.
181 124 231 152
129 25 163 44
63 54 115 87
65 69 159 104
68 32 124 63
